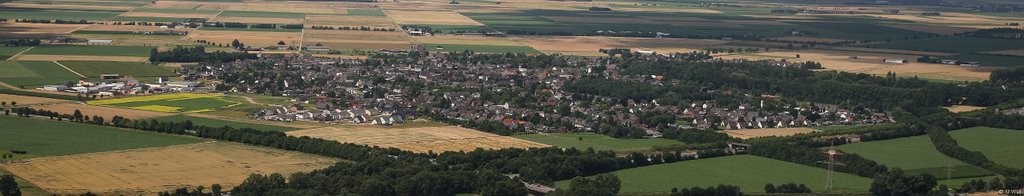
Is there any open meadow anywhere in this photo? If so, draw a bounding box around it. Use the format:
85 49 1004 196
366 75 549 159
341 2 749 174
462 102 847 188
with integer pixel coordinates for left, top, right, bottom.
288 122 550 153
555 155 873 194
513 133 682 152
0 115 201 159
89 93 238 113
949 127 1024 168
836 135 995 179
0 61 82 88
1 141 339 195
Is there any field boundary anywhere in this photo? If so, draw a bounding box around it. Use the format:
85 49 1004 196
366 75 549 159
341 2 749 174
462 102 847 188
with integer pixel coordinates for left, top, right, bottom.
5 47 34 61
51 61 87 78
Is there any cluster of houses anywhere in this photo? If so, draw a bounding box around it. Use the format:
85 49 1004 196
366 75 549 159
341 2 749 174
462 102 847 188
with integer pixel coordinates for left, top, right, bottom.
190 52 890 133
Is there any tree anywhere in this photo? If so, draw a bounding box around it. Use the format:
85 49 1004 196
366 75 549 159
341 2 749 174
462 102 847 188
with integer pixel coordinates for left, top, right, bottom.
870 169 936 196
211 184 223 196
231 39 241 49
0 175 20 196
73 109 83 122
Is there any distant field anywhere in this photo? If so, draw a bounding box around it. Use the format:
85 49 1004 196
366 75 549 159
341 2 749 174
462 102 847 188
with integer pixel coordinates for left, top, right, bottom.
59 61 176 78
152 115 300 132
24 45 155 57
555 155 873 194
0 115 201 159
0 46 30 60
948 53 1024 67
109 16 192 22
89 93 239 113
513 133 682 152
219 10 306 19
1 141 338 195
0 61 81 88
871 37 1024 54
347 8 385 16
836 135 995 179
950 127 1024 168
0 7 123 21
423 43 541 54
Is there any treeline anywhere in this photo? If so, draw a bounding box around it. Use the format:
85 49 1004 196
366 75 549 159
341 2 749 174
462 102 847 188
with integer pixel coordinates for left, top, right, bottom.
205 22 303 30
669 185 742 196
991 67 1024 84
966 28 1024 40
764 183 811 193
13 19 92 24
925 124 1024 177
309 25 396 31
149 46 257 63
955 176 1024 193
869 168 937 195
3 39 41 46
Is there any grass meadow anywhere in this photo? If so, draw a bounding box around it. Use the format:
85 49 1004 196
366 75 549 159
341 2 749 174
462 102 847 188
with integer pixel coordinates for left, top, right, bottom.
554 155 872 194
0 115 201 158
151 115 300 132
513 133 682 152
0 61 81 88
60 61 176 78
24 45 155 57
836 135 995 179
950 127 1024 168
0 46 30 60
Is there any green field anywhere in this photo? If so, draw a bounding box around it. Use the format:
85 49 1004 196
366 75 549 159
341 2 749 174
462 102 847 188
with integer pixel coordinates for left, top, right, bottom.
347 8 385 16
110 16 192 22
111 97 237 112
0 46 30 60
950 127 1024 168
219 10 306 18
152 115 300 132
0 8 123 21
949 53 1024 67
514 133 683 151
132 8 220 14
0 61 82 88
59 61 176 78
423 43 541 54
0 115 201 159
555 155 873 194
836 135 995 179
871 37 1024 53
24 45 155 57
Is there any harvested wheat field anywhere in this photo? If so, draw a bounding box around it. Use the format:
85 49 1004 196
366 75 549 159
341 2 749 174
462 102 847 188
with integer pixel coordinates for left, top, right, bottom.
0 23 89 38
945 105 986 113
0 142 339 195
611 37 728 53
729 49 990 81
415 35 522 46
305 15 396 28
516 36 629 56
287 125 550 153
211 17 304 24
724 127 820 139
31 103 172 120
188 30 301 48
0 93 70 106
195 2 349 14
386 10 483 25
303 30 412 50
15 55 148 62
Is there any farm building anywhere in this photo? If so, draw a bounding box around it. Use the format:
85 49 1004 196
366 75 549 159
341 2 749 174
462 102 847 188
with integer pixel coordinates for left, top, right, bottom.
307 45 331 52
883 59 907 64
87 39 114 45
959 62 981 67
100 74 120 80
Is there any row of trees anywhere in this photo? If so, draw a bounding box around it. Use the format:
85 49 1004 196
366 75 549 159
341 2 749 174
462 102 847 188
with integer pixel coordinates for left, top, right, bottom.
764 183 811 193
149 46 257 63
669 185 743 196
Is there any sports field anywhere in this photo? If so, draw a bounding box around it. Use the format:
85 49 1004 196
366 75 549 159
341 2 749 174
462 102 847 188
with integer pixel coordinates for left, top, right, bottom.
0 61 82 88
554 155 872 194
152 115 300 132
513 133 682 152
950 127 1024 168
59 61 176 78
89 93 239 113
836 135 995 179
0 115 201 158
1 141 339 195
288 122 550 153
